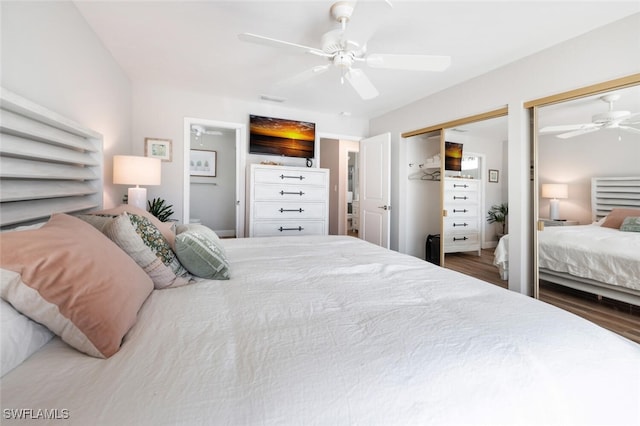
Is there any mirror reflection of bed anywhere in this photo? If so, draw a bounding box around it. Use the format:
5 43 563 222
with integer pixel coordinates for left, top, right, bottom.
494 83 640 342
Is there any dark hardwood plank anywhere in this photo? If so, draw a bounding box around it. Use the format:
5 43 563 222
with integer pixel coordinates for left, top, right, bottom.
445 249 640 344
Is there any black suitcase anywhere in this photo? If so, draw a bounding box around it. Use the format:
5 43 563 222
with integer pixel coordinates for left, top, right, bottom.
425 234 440 266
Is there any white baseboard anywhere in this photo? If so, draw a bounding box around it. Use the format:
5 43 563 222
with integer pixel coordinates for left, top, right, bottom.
482 241 498 249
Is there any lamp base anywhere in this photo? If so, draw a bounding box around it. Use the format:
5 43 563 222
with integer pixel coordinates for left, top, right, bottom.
128 187 147 211
549 199 560 220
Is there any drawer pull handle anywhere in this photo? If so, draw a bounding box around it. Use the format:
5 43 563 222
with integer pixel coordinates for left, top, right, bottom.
453 236 468 242
453 222 468 227
280 174 305 180
278 226 304 232
453 196 468 200
452 209 468 213
453 184 469 188
280 190 305 196
279 208 304 213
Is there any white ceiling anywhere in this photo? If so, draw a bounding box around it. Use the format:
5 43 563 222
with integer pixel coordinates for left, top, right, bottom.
75 1 639 120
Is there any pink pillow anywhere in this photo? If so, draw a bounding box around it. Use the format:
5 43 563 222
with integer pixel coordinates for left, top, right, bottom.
0 214 153 358
601 208 640 229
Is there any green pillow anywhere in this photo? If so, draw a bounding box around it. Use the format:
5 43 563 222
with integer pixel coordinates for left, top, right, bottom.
175 225 230 280
620 216 640 232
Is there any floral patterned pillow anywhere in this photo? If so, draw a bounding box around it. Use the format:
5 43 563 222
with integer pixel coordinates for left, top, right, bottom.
126 213 190 280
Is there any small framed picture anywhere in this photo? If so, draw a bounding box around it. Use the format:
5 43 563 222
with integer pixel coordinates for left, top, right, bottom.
488 169 499 183
145 138 172 162
190 149 217 177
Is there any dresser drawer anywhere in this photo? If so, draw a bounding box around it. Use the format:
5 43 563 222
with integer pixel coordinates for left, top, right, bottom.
443 232 480 252
254 183 327 201
253 167 327 186
445 204 479 218
444 217 479 233
253 201 326 219
252 221 326 237
444 190 478 204
444 179 479 192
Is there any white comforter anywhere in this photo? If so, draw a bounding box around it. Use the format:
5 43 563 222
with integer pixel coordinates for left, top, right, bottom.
495 225 640 290
2 236 639 425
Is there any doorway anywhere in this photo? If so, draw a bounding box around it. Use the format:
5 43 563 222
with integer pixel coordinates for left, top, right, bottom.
183 117 246 237
319 136 360 236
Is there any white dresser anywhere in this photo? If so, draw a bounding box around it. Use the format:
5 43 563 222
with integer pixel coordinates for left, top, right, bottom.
248 164 329 237
443 177 481 255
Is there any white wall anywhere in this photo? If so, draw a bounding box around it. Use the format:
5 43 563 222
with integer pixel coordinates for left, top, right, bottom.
370 13 640 295
1 1 132 208
132 83 368 224
538 130 640 224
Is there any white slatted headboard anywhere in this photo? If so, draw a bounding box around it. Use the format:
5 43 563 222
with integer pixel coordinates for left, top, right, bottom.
0 88 103 229
591 176 640 221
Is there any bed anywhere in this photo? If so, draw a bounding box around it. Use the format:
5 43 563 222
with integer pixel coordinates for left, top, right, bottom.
494 177 640 306
2 89 640 425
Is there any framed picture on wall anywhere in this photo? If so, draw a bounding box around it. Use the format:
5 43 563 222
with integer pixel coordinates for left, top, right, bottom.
145 138 172 162
489 169 499 183
190 149 217 177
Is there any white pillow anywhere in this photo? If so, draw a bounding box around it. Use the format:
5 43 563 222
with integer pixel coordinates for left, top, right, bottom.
1 293 54 377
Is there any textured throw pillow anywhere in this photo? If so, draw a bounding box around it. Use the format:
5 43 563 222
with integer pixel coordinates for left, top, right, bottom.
175 225 230 280
1 297 54 377
601 208 640 229
89 205 176 250
0 214 153 358
104 213 191 289
620 216 640 232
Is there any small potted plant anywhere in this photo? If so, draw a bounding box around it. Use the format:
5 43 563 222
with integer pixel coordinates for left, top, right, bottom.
147 197 174 222
487 202 508 238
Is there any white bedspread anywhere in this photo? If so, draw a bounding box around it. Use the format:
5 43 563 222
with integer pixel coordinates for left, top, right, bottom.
2 236 639 425
495 225 640 290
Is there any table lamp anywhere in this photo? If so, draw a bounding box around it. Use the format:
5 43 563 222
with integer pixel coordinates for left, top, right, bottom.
541 183 568 220
113 155 161 210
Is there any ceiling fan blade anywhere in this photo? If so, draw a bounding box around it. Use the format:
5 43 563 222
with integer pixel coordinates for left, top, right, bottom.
539 123 598 133
276 65 330 87
619 125 640 135
345 68 379 100
366 53 451 71
620 112 640 125
238 33 329 57
556 127 601 139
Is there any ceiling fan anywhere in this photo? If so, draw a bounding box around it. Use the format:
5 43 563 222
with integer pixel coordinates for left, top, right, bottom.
238 1 451 100
540 94 640 139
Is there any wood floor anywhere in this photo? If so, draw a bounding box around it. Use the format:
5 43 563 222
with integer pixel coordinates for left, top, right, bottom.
445 249 640 343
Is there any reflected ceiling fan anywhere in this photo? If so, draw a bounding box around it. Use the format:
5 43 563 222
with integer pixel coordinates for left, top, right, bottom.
238 1 451 100
191 124 222 139
540 94 640 139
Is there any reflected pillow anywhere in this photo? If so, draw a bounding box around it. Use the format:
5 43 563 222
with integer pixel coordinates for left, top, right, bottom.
601 208 640 229
620 216 640 233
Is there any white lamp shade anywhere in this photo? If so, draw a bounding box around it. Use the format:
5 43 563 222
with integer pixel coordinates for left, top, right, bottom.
541 183 568 199
113 155 161 186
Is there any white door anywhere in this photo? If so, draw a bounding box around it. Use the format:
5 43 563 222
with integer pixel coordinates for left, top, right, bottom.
359 132 391 248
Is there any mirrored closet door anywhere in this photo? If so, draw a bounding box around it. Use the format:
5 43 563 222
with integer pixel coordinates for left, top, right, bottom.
529 75 640 341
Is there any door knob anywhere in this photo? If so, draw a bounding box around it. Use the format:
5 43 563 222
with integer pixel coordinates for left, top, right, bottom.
378 205 390 210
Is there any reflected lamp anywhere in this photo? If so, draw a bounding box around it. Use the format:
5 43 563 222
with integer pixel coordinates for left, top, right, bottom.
541 183 568 220
113 155 161 210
